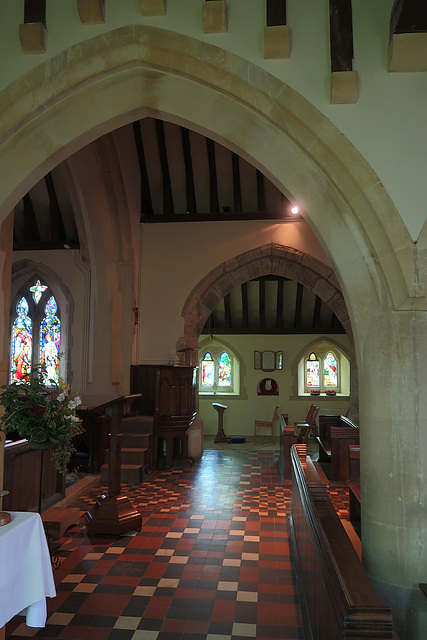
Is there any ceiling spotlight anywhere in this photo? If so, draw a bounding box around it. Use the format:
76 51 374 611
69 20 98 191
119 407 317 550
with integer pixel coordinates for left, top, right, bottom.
291 206 299 215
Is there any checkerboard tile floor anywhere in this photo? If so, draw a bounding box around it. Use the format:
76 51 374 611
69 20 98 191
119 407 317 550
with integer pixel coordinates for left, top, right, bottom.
6 449 350 640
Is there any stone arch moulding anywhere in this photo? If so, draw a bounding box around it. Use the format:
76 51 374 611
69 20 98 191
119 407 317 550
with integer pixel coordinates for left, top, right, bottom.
179 243 352 353
0 25 417 312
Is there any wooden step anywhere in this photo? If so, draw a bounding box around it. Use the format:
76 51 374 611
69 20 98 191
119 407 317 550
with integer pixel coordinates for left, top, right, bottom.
121 433 153 448
42 506 80 539
121 415 154 434
100 463 144 484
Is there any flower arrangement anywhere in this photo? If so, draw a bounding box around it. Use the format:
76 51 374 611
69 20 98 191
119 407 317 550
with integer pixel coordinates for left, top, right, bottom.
0 372 84 476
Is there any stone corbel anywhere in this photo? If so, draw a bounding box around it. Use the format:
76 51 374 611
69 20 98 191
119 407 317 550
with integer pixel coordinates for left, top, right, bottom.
139 0 166 16
19 22 47 54
77 0 105 24
264 25 290 59
202 0 227 34
388 0 427 71
330 70 358 104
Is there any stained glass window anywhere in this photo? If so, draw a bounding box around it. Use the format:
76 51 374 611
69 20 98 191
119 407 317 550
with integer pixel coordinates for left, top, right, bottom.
10 297 33 383
306 352 320 388
201 352 215 387
39 296 61 385
218 352 231 387
323 351 338 387
9 280 62 386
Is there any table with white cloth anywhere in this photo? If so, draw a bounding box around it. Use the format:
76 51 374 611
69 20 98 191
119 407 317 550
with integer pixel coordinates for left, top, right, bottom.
0 511 56 629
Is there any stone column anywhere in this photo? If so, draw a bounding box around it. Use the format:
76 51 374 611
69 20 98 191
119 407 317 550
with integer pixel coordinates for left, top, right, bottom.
359 309 427 640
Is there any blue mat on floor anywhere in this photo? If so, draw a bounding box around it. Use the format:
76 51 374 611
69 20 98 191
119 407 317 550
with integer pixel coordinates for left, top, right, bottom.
231 436 246 443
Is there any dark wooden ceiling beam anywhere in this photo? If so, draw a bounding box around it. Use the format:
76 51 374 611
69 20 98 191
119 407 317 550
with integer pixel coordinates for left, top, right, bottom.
181 127 197 214
256 170 266 212
242 282 249 330
294 282 303 328
224 293 232 329
313 295 322 328
259 279 266 330
266 0 286 26
276 277 284 329
231 152 242 213
206 139 220 213
155 119 174 215
329 0 358 103
140 211 302 223
22 193 40 243
45 173 66 242
132 121 153 218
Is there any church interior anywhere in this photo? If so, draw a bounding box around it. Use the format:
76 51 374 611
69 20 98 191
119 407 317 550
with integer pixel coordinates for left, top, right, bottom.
1 1 427 639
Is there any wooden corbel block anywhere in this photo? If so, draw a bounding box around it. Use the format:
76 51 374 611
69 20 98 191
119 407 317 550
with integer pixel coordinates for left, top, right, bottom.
330 70 358 104
77 0 105 24
264 25 290 59
388 33 427 72
139 0 166 16
19 22 47 54
202 0 227 34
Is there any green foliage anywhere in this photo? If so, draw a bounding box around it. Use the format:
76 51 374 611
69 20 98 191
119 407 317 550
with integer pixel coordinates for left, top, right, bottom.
0 372 84 476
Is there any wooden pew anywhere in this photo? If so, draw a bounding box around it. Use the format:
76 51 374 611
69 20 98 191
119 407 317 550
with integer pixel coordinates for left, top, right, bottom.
289 443 397 640
347 445 361 534
317 414 359 481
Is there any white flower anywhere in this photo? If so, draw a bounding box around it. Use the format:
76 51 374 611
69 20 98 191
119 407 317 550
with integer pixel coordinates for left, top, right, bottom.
74 396 82 407
57 391 67 402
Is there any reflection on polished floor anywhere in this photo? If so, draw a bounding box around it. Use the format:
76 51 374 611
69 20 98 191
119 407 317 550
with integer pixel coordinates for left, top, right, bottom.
6 438 348 640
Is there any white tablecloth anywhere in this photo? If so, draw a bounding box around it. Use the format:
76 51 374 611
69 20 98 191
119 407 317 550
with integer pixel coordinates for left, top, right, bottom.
0 511 56 628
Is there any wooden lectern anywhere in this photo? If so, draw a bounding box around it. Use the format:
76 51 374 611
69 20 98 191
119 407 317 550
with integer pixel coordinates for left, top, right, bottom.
212 403 230 443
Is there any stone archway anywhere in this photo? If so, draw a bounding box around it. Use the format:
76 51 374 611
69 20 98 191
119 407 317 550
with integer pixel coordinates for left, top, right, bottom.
180 243 351 350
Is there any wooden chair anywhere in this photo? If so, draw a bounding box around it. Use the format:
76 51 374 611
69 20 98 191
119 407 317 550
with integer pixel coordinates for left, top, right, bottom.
254 405 280 445
295 404 319 443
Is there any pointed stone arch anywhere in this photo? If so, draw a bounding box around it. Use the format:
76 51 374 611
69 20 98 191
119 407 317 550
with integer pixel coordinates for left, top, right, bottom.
179 243 351 351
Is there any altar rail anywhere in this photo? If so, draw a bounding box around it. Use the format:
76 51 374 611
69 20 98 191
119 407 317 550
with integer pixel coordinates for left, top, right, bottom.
289 443 397 640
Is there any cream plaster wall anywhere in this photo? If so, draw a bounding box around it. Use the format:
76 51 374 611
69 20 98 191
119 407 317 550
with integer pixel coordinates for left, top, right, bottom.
138 220 330 363
198 333 350 437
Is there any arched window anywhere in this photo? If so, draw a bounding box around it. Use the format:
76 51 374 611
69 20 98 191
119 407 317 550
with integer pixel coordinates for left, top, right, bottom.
10 279 61 386
298 343 349 396
199 343 240 395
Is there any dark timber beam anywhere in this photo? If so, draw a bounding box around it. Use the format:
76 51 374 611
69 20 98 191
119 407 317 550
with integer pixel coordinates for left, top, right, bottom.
276 278 284 330
224 294 232 330
256 170 266 212
22 193 40 244
389 0 427 71
259 280 266 330
265 0 289 59
231 153 242 213
181 127 197 214
132 121 153 218
242 282 249 330
155 119 174 215
294 283 303 329
20 0 47 53
329 0 358 103
45 173 67 243
206 139 220 214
